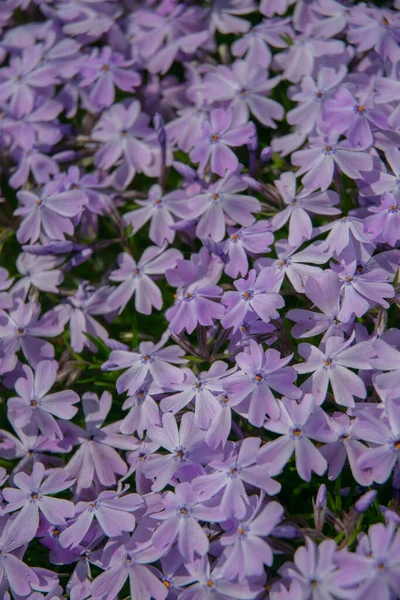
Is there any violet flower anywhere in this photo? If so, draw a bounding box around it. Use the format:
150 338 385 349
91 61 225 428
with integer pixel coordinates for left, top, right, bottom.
108 246 182 314
223 340 300 425
8 360 80 440
258 395 336 482
189 108 255 177
3 462 74 542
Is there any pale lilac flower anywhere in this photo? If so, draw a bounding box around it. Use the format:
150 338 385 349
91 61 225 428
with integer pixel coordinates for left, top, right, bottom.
273 35 346 84
287 271 352 340
189 108 254 177
188 171 260 242
292 136 373 193
79 46 141 109
3 462 74 542
8 360 80 440
0 516 40 597
108 246 182 314
0 45 57 117
179 556 262 599
347 7 400 62
335 261 394 323
223 222 274 279
220 495 283 580
270 172 340 246
258 395 335 482
277 538 345 599
0 300 66 368
123 184 187 246
323 87 389 149
202 60 284 128
364 192 400 246
146 412 209 492
221 269 284 333
102 332 186 396
294 333 375 407
90 533 168 600
60 488 143 549
193 438 280 518
320 412 372 486
14 253 63 297
160 361 235 430
256 240 328 294
286 66 347 135
335 520 400 599
15 185 87 245
92 101 153 189
166 284 224 336
151 482 221 561
60 282 112 353
65 392 137 493
356 397 400 484
223 339 300 425
119 379 161 438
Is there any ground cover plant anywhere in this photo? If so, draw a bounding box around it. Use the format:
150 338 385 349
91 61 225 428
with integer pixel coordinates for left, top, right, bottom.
0 0 400 598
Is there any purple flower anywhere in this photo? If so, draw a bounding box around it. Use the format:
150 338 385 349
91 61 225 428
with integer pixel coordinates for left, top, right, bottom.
356 397 400 484
220 495 283 580
108 246 182 314
202 60 284 128
187 170 260 242
320 412 372 486
223 222 274 279
145 412 209 492
277 538 344 599
15 185 87 244
14 253 63 297
292 136 373 192
223 340 300 425
3 462 74 542
0 516 40 596
64 392 137 493
123 184 187 247
160 361 235 430
79 46 141 109
92 101 153 189
179 556 262 599
8 360 80 440
335 261 394 323
287 271 351 340
258 395 336 482
60 282 112 353
335 521 400 599
323 87 389 149
166 284 224 335
90 533 168 600
60 488 143 549
221 269 284 333
294 333 375 407
270 172 340 247
102 332 186 396
0 45 57 117
193 438 281 518
189 108 254 177
364 192 400 246
347 8 400 62
119 379 161 437
151 482 221 561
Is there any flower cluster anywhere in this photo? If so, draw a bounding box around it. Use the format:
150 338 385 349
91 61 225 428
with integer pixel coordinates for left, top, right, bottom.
0 0 400 599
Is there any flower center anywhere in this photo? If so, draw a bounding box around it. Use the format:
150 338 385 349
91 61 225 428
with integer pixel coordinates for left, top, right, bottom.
17 328 25 336
211 134 219 142
102 64 110 71
30 399 38 408
292 427 302 436
207 579 214 588
356 105 365 113
394 440 400 449
211 193 220 201
242 289 254 301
